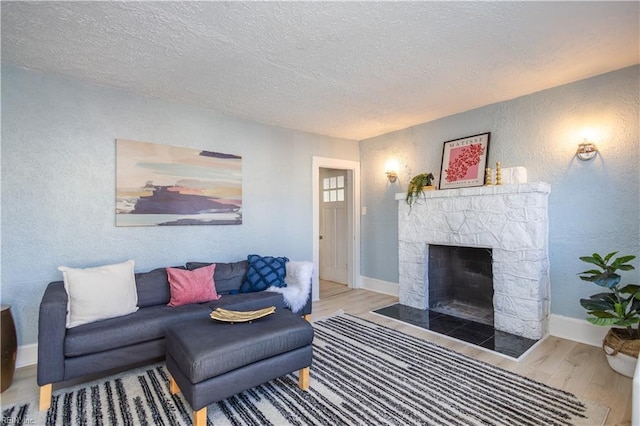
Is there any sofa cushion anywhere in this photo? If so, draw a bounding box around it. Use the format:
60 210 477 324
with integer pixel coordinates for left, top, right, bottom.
59 260 138 328
186 260 248 295
167 264 221 307
64 304 210 357
240 255 288 293
135 267 174 308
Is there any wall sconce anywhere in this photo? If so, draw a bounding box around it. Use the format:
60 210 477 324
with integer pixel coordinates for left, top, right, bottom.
385 170 398 183
576 139 598 161
384 159 398 183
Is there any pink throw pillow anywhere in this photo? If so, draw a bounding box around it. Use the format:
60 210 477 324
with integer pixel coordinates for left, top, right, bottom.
166 264 221 307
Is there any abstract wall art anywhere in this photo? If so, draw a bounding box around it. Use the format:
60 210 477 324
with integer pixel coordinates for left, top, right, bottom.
116 139 242 226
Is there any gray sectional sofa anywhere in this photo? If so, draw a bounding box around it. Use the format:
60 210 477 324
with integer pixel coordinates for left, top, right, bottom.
37 260 312 410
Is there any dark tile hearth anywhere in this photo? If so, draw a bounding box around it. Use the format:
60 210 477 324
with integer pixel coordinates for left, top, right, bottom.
373 303 539 359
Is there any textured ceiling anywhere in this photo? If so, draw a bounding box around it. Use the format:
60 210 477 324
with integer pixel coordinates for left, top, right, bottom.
2 1 638 140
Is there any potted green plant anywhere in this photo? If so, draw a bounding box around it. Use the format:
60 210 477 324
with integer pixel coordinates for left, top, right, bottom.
405 173 435 208
578 251 639 377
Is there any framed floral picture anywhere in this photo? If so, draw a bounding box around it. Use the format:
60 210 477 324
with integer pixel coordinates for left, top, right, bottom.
439 132 490 189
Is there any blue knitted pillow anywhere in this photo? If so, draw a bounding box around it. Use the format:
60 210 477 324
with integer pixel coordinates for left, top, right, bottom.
240 254 289 293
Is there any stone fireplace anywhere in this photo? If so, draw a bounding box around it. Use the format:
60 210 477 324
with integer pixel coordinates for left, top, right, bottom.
395 182 550 339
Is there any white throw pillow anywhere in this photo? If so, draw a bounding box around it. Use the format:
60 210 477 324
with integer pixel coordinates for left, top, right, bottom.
59 260 139 328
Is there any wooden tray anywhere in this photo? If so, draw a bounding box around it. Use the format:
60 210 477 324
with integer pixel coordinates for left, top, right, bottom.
209 306 276 323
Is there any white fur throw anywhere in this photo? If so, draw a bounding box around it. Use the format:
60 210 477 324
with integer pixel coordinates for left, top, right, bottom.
267 261 313 312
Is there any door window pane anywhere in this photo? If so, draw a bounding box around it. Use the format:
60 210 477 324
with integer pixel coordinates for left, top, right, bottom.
323 174 346 203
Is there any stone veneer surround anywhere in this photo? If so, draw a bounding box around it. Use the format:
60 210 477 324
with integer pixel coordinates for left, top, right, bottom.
395 182 551 339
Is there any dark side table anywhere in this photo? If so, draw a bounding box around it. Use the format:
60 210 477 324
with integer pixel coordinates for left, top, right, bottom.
1 305 17 392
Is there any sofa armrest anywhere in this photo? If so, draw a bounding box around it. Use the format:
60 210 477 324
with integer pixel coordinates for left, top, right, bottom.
37 281 68 385
296 298 312 316
292 278 313 316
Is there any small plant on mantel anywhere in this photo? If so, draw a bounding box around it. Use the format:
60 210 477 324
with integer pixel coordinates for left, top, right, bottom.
578 251 640 376
405 172 435 209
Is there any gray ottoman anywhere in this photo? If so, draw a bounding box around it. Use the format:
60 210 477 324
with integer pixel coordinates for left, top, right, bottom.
165 309 314 426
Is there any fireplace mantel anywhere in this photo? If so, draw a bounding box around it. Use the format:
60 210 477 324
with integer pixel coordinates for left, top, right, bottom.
396 182 550 339
394 182 550 201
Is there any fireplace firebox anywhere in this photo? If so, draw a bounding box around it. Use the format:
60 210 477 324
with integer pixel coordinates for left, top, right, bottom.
428 245 493 325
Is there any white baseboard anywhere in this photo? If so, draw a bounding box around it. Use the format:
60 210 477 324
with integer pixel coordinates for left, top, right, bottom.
548 314 608 347
359 276 399 297
16 343 37 368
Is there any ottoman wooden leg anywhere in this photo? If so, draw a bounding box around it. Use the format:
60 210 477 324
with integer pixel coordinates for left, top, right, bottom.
298 366 310 390
194 407 207 426
169 375 180 395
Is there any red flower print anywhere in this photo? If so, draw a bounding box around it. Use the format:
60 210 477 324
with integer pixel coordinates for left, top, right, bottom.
444 144 485 182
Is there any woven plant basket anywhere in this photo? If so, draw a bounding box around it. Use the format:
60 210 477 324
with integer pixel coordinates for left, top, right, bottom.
603 328 640 358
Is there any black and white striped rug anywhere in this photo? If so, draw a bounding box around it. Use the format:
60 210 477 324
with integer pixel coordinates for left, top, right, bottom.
3 313 607 425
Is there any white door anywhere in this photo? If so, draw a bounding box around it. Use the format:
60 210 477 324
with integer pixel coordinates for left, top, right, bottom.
319 169 348 284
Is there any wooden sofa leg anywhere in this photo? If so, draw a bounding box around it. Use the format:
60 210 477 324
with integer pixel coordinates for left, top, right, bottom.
194 407 207 426
169 375 180 395
39 383 52 411
303 314 311 322
298 367 310 390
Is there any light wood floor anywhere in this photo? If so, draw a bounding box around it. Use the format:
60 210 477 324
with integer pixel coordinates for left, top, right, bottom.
319 278 350 299
1 289 633 425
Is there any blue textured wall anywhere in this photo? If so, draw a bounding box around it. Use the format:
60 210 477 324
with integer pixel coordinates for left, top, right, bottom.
360 65 640 320
1 65 359 345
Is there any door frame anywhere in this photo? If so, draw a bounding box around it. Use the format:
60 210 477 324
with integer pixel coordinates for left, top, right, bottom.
312 157 361 302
